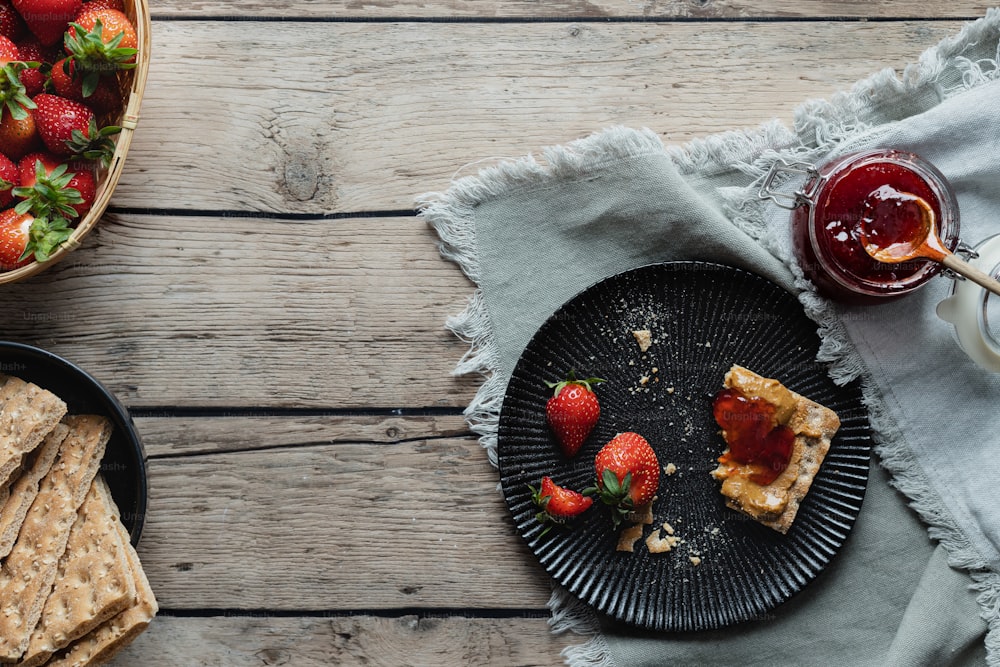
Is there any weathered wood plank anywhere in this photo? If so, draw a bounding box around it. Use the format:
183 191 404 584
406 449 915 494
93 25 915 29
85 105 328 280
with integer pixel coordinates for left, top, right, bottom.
116 20 965 214
134 414 472 457
138 436 555 610
0 215 479 409
109 615 568 667
146 0 991 19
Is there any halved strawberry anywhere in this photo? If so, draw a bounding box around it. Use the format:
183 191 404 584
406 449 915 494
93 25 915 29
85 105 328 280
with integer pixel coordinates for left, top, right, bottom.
530 476 593 535
588 432 660 526
545 370 604 458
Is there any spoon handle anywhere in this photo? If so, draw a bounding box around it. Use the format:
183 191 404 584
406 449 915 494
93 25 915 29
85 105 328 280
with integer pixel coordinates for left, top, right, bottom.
941 254 1000 297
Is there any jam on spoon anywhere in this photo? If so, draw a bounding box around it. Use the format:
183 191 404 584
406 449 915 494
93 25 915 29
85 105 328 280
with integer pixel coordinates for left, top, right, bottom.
859 186 1000 297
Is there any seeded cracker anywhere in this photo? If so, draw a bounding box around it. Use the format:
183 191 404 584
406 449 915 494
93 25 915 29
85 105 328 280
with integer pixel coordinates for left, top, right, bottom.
0 375 68 489
0 415 111 663
46 514 158 667
18 476 136 667
0 424 68 559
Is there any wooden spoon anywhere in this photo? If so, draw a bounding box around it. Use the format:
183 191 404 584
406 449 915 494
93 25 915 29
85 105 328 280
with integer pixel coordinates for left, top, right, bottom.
859 186 1000 297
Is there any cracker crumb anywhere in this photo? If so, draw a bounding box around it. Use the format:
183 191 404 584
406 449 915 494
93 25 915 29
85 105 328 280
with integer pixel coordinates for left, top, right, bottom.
645 526 681 554
689 555 702 566
666 387 675 394
632 329 652 352
639 375 649 386
664 462 677 476
625 501 655 526
616 524 644 552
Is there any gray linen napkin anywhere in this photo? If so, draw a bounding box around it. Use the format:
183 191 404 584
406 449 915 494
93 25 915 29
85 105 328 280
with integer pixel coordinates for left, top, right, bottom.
420 10 1000 666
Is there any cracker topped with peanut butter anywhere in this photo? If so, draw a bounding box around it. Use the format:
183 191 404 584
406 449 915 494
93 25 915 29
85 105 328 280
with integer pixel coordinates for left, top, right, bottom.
710 365 840 534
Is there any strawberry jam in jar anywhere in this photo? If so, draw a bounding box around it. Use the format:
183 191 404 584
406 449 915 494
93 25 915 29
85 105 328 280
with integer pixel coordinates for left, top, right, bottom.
761 150 960 303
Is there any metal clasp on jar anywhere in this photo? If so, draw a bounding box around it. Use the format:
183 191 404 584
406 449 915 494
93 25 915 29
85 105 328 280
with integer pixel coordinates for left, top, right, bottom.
942 241 980 281
758 159 824 210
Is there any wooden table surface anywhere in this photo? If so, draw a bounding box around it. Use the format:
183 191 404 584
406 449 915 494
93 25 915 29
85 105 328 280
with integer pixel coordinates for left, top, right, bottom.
0 2 992 665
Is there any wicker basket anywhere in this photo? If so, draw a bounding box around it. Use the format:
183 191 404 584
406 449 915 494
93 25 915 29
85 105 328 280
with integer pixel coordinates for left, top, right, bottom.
0 0 151 285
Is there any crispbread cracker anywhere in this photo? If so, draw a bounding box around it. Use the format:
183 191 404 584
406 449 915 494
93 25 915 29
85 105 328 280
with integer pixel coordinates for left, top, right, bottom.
0 423 68 559
0 415 111 663
0 375 68 488
18 476 136 667
46 515 157 667
711 365 840 534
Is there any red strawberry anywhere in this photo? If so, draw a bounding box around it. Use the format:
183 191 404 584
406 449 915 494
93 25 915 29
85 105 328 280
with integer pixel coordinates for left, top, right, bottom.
82 0 124 11
0 1 25 42
31 92 91 154
0 106 39 159
50 56 121 114
73 6 136 53
12 0 83 46
15 38 49 96
0 204 70 269
0 207 32 269
32 93 118 163
530 476 593 534
545 371 604 457
0 151 16 207
15 151 93 218
591 432 660 525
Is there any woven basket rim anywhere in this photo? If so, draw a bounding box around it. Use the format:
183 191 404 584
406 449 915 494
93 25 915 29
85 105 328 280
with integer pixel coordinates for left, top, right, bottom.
0 0 152 285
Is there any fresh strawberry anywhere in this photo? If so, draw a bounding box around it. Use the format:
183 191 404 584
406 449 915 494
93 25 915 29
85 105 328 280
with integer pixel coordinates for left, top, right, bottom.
589 432 660 525
0 205 70 269
530 476 593 535
0 206 31 268
82 0 124 11
0 36 40 151
0 105 39 159
32 93 119 162
0 150 16 207
12 0 83 46
15 37 48 96
0 0 25 41
50 56 121 114
15 151 92 218
545 370 604 457
72 6 135 52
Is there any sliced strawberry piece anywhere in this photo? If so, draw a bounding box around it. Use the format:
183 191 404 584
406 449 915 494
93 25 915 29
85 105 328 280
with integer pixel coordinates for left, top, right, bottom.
531 476 593 535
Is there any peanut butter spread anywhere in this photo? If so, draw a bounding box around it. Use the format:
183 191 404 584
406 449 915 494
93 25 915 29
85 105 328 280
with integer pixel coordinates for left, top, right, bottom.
711 365 805 519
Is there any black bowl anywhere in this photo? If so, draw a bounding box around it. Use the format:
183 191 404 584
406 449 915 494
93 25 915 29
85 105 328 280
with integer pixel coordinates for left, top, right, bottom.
0 341 147 545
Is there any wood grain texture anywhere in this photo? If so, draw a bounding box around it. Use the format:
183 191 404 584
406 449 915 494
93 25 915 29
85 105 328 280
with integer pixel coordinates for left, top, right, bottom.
147 0 992 19
107 615 566 667
110 20 966 214
0 215 478 409
135 414 472 457
138 436 553 610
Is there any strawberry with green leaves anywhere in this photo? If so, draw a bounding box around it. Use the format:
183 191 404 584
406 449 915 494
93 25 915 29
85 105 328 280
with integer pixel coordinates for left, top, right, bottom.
587 432 660 526
530 476 593 535
545 370 604 458
31 92 119 163
15 151 93 218
0 207 69 269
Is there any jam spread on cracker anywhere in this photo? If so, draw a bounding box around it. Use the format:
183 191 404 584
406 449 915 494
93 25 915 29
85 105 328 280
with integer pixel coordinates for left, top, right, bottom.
712 387 794 486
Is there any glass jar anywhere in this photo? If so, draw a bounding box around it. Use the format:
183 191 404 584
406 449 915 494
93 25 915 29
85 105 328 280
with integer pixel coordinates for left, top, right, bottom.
760 150 961 304
936 234 1000 373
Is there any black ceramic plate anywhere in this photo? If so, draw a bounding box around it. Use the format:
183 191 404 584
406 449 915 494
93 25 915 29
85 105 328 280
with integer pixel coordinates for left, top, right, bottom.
0 342 147 545
497 261 872 631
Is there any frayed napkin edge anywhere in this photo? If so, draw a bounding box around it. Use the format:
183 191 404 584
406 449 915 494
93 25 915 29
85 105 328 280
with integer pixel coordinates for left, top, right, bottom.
417 9 1000 667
